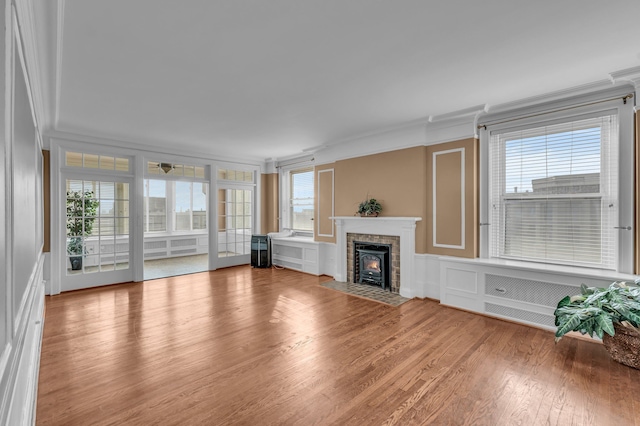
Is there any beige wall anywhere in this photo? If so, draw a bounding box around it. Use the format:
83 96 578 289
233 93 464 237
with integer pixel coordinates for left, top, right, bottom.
334 146 429 252
260 173 279 234
314 163 336 243
269 140 478 257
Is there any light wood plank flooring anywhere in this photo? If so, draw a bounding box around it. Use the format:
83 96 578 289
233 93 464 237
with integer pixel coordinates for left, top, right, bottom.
37 266 640 425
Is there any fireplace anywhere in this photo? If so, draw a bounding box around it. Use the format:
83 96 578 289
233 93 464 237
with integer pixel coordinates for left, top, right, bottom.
331 216 422 298
354 242 391 290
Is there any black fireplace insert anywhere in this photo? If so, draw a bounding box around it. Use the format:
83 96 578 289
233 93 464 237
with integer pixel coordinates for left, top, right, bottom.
353 242 391 290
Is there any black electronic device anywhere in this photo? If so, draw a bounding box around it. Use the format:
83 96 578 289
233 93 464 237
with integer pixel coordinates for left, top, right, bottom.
250 235 271 268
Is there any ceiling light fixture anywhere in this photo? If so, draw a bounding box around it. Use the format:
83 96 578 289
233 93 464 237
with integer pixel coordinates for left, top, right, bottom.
159 162 174 174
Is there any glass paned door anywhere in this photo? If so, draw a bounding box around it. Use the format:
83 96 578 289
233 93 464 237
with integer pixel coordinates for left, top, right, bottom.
217 186 253 268
63 178 132 290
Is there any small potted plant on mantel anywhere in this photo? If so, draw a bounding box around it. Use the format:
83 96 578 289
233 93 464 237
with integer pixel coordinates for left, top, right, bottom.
554 280 640 369
356 197 382 217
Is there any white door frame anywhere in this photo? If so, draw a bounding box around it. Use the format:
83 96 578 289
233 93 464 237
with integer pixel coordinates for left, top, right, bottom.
214 183 255 269
57 171 135 292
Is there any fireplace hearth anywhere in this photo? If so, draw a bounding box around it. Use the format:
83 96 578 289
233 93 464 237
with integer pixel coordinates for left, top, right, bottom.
354 242 391 291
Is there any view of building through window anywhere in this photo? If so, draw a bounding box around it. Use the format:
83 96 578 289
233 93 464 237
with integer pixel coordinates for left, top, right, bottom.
491 114 617 268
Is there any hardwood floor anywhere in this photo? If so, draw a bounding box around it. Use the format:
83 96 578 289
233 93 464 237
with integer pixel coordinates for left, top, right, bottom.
37 266 640 425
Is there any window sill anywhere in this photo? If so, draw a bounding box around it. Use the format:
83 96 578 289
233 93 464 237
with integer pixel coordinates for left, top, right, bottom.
270 235 315 243
439 256 636 282
143 231 208 238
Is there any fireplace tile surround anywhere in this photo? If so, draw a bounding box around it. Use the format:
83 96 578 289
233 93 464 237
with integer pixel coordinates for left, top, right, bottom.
348 234 399 292
331 216 422 298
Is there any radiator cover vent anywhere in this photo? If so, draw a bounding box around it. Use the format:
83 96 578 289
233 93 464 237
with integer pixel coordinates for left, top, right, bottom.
485 274 580 308
171 238 197 248
145 240 167 250
273 245 303 260
485 303 555 328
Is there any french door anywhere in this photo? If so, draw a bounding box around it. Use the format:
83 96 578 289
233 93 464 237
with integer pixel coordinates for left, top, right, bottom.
61 175 133 291
216 185 254 268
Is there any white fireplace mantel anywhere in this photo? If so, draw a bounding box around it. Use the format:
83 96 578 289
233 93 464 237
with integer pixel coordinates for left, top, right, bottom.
330 216 422 298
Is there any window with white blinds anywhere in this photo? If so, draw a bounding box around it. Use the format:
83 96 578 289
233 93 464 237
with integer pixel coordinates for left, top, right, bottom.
489 112 618 269
290 168 314 232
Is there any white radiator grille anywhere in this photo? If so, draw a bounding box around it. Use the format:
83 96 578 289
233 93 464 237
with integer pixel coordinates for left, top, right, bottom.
485 274 580 307
145 240 167 250
485 303 555 328
273 245 303 260
171 238 197 248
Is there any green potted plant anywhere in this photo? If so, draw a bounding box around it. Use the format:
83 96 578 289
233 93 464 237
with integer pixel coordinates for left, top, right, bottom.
356 197 382 217
554 280 640 369
66 190 100 270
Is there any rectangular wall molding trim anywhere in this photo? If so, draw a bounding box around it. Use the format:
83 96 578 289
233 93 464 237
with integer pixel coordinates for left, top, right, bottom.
432 148 465 249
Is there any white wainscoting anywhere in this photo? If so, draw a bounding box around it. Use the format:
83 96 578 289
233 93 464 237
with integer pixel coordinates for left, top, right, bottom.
439 257 635 330
414 253 441 299
1 254 45 426
322 244 637 332
303 242 634 332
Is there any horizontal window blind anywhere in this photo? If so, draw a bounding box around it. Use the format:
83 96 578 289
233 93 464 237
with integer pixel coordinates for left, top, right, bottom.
489 114 618 269
290 168 314 232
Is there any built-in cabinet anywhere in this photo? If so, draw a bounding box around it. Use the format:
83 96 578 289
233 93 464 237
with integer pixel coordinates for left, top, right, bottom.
271 237 321 275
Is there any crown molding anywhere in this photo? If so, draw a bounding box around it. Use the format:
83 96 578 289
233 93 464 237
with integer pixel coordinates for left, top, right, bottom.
45 128 267 167
485 79 620 116
479 80 635 127
428 104 488 123
610 65 640 90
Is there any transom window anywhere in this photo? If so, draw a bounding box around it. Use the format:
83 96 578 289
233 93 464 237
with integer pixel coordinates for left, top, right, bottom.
66 151 130 172
217 169 254 182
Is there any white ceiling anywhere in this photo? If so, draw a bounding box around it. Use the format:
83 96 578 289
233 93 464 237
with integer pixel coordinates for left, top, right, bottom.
37 0 640 161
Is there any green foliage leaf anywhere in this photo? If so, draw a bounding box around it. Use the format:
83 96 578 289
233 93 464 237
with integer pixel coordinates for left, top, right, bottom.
583 289 608 306
555 312 586 338
555 281 640 341
581 284 597 295
596 314 615 337
623 310 640 327
556 296 571 310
